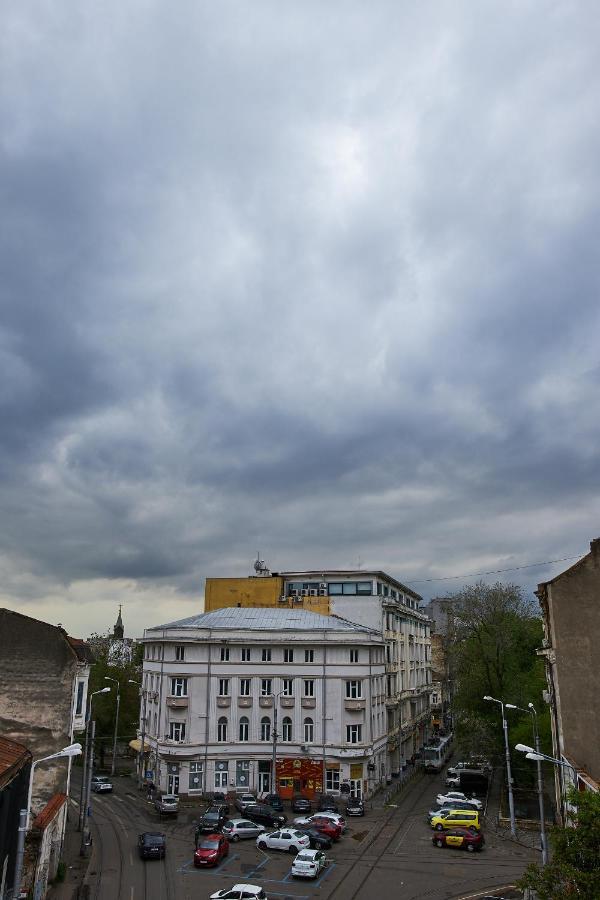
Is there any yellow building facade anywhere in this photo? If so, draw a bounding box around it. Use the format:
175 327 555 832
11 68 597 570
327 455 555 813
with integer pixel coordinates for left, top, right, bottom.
204 576 331 615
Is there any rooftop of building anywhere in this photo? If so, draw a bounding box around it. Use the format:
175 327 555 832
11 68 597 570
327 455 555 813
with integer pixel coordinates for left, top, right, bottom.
146 606 382 635
0 608 94 663
0 735 31 790
536 538 600 593
209 568 423 601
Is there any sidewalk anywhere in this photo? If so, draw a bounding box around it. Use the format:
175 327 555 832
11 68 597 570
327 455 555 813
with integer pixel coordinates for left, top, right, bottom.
46 801 97 900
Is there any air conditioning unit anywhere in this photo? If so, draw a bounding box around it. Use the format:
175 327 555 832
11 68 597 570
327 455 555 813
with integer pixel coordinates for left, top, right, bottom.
319 583 327 589
293 595 303 603
290 589 299 597
278 595 288 603
301 589 309 597
318 589 327 596
300 744 307 751
309 589 317 596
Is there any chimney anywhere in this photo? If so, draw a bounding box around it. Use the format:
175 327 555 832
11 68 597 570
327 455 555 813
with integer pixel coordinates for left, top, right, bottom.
590 537 600 558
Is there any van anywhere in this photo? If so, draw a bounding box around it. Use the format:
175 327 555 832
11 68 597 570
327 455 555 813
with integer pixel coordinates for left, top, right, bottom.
430 809 481 831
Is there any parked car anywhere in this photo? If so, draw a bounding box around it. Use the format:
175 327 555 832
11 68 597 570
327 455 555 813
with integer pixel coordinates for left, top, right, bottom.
291 795 312 813
91 775 113 793
291 848 328 879
300 816 341 842
263 793 284 811
430 809 481 831
154 794 179 815
196 805 230 834
292 826 333 850
194 833 229 867
222 819 266 842
138 832 166 860
316 793 338 812
436 791 482 810
209 886 267 900
432 827 485 852
256 829 311 853
235 793 257 813
244 804 287 828
345 797 364 816
294 811 346 833
428 801 484 821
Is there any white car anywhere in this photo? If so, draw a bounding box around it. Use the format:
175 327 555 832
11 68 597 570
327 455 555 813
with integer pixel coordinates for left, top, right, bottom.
257 829 311 853
436 791 482 810
91 776 113 793
291 848 328 879
209 886 267 900
235 793 257 813
222 819 266 841
293 812 347 832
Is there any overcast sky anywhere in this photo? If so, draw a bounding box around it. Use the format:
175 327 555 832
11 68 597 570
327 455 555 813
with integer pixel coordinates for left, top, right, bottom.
2 2 599 638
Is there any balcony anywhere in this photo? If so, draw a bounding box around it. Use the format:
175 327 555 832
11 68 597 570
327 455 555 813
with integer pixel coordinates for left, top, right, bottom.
301 697 316 708
259 696 273 708
385 662 398 674
166 696 188 708
217 696 231 707
238 697 253 708
344 698 366 711
280 697 295 708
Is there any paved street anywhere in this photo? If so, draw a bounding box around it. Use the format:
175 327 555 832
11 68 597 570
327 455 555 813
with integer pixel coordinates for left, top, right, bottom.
75 770 537 900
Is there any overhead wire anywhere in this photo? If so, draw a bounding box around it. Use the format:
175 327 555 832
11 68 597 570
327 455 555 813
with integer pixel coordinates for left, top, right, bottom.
406 554 583 585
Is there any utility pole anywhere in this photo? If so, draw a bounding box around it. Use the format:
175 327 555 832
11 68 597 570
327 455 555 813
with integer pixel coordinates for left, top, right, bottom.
271 702 278 795
80 720 95 856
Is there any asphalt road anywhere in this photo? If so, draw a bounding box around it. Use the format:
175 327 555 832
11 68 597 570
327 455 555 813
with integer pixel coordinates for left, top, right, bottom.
81 771 537 900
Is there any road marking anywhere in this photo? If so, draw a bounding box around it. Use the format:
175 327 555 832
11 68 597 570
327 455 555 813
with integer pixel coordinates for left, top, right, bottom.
129 851 133 866
457 886 516 900
130 887 134 900
115 796 124 803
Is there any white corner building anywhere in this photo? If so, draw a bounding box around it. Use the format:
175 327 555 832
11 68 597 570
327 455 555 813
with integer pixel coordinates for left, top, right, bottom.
138 607 386 800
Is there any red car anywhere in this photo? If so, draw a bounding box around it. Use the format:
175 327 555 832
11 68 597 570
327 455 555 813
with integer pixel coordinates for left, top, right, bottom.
194 833 230 867
309 817 342 841
432 827 484 852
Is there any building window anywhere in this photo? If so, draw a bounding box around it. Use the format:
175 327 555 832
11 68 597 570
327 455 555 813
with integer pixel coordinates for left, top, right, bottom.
345 680 363 699
304 649 314 663
261 678 272 696
303 718 314 743
262 648 272 662
215 764 228 788
284 648 294 663
75 681 85 716
349 649 359 663
282 717 292 742
220 647 230 661
241 648 251 662
169 721 186 741
282 678 294 696
327 582 372 595
217 717 228 742
303 679 314 698
326 769 340 791
170 677 188 697
175 645 185 661
260 717 271 741
239 716 249 742
239 678 251 697
189 761 203 792
218 678 230 696
346 724 362 744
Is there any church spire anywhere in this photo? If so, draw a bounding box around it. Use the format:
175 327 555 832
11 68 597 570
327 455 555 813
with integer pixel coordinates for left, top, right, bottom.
113 604 124 641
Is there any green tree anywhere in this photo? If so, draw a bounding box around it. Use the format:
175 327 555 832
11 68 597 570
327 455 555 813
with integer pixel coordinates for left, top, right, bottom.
448 581 550 770
518 787 600 899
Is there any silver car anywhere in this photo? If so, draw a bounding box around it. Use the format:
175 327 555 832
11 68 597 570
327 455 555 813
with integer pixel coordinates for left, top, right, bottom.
234 793 257 813
222 819 266 841
154 794 179 815
91 776 113 793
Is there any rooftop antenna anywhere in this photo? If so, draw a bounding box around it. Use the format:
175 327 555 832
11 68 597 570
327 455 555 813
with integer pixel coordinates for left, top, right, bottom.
253 552 271 577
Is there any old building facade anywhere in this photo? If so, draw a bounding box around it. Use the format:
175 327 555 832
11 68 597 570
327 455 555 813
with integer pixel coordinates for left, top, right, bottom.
138 607 387 800
536 538 600 818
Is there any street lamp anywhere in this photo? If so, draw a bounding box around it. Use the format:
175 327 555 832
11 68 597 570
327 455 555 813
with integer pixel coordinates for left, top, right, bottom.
78 686 111 832
268 691 287 795
515 743 578 824
507 703 548 865
105 676 121 776
129 679 148 790
484 695 516 837
12 743 82 900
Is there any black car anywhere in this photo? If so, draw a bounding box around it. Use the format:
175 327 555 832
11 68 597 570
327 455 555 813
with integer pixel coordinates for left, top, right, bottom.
291 795 312 813
292 826 332 850
138 832 166 860
263 793 284 811
196 805 229 834
244 803 287 828
317 793 338 812
345 797 364 816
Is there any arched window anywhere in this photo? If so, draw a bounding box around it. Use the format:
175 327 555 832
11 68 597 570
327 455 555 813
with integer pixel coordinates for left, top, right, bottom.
217 717 228 742
303 717 314 743
239 716 249 742
260 717 271 742
282 716 292 742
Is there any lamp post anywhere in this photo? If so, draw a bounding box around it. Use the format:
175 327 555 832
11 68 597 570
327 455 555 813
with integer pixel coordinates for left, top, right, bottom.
105 676 121 776
515 743 578 826
13 744 82 899
507 703 548 865
269 690 287 795
129 679 148 790
484 695 516 837
78 687 111 831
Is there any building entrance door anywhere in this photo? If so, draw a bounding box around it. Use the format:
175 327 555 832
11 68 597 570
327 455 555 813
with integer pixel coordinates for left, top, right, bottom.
350 779 362 798
168 774 180 795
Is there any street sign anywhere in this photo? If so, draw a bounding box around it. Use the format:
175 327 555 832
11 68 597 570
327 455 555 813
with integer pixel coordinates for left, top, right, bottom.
145 770 153 780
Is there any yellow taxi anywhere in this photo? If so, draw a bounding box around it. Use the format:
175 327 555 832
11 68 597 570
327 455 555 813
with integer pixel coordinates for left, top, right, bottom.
430 808 481 831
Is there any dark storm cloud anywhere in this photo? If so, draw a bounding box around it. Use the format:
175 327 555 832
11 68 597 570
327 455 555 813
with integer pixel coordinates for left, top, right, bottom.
1 1 599 631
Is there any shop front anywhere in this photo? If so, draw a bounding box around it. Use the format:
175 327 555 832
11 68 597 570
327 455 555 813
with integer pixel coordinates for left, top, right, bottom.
275 757 323 799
